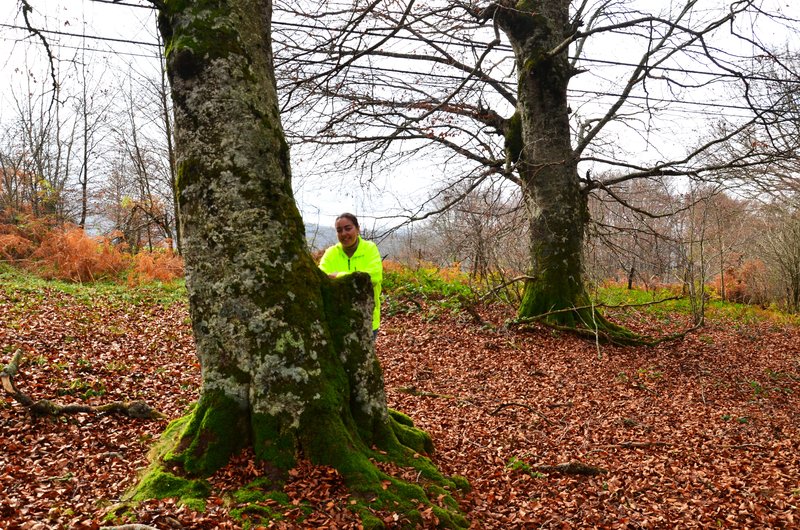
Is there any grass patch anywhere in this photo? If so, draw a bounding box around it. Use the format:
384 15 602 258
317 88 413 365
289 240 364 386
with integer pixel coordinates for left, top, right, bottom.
596 284 799 325
383 264 474 318
0 263 186 307
506 456 545 479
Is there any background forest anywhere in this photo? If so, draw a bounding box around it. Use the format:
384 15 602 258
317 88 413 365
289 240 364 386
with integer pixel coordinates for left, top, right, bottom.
2 1 800 318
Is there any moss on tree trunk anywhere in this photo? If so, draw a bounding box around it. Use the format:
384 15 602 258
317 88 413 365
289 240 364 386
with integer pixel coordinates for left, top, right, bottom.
130 1 468 527
495 1 637 343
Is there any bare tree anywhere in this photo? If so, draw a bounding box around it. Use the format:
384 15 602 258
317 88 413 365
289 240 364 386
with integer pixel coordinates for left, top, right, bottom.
0 128 33 216
107 1 468 524
276 0 800 339
586 175 682 290
758 202 800 312
104 72 176 250
10 69 76 221
407 181 528 282
72 46 114 229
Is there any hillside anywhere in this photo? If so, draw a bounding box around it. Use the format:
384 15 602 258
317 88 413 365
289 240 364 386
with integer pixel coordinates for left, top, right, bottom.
1 273 798 528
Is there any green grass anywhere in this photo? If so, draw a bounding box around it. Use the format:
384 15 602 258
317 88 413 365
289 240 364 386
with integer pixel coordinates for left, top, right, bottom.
3 261 796 327
595 284 799 325
0 263 186 307
384 266 473 299
383 266 475 318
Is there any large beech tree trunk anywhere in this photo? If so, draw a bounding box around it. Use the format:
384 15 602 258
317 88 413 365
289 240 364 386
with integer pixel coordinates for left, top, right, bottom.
146 10 470 529
153 0 417 486
495 1 599 328
485 1 638 344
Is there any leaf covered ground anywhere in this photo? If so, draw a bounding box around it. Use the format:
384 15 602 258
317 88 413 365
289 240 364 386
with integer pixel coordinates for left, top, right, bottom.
1 279 799 529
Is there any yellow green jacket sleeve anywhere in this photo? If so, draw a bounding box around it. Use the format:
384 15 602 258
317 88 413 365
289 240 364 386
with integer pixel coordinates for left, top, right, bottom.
318 237 383 330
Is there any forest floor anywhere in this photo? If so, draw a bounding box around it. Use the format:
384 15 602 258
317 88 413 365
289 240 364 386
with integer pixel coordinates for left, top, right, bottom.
1 279 799 529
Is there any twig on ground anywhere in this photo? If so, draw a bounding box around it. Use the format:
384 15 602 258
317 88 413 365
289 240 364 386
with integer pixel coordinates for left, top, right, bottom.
2 349 164 420
489 402 557 425
100 524 158 530
599 441 670 449
721 444 768 451
534 461 607 476
397 386 452 399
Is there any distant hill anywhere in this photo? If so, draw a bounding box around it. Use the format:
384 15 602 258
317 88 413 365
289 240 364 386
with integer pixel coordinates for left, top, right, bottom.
304 222 338 251
304 221 404 261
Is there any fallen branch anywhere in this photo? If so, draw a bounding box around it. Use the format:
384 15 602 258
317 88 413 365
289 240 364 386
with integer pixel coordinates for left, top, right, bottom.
479 275 536 302
100 525 159 530
721 443 768 451
600 441 670 449
397 386 452 399
2 349 164 420
534 461 607 476
489 402 557 425
0 349 25 394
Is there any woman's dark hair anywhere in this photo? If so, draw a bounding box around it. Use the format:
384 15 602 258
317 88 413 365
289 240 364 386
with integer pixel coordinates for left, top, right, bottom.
335 212 359 228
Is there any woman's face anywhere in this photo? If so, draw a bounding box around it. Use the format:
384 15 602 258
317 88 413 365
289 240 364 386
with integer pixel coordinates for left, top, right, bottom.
335 217 359 249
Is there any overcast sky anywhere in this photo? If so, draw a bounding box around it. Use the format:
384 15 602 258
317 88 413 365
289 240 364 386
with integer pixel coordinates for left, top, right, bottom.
2 0 799 231
0 0 383 229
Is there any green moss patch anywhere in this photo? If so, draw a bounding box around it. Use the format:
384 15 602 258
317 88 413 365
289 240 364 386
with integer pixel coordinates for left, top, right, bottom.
165 391 250 476
127 467 210 510
388 412 434 456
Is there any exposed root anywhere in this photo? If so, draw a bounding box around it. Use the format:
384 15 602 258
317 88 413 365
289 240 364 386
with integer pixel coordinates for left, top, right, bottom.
2 349 164 420
514 301 704 347
100 525 160 530
489 402 557 425
515 312 646 346
534 461 607 476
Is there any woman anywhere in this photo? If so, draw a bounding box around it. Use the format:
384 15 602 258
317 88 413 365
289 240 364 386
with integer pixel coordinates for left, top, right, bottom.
318 213 383 337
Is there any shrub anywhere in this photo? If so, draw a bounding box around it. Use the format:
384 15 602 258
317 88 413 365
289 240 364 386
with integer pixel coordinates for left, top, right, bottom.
0 211 53 261
383 260 471 299
130 246 184 284
712 259 771 306
712 267 745 302
0 212 184 285
33 226 129 282
0 233 35 261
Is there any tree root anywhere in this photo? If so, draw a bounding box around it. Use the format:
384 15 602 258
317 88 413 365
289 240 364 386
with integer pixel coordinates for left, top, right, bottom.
514 302 703 347
489 402 557 425
2 349 164 420
534 461 607 476
516 315 646 346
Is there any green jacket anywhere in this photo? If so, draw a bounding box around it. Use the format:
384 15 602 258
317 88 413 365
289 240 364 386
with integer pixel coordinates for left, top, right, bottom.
319 236 383 330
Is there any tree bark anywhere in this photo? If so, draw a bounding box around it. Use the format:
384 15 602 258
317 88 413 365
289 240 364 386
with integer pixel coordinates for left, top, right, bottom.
494 1 636 341
157 0 392 475
495 1 590 320
142 2 465 526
